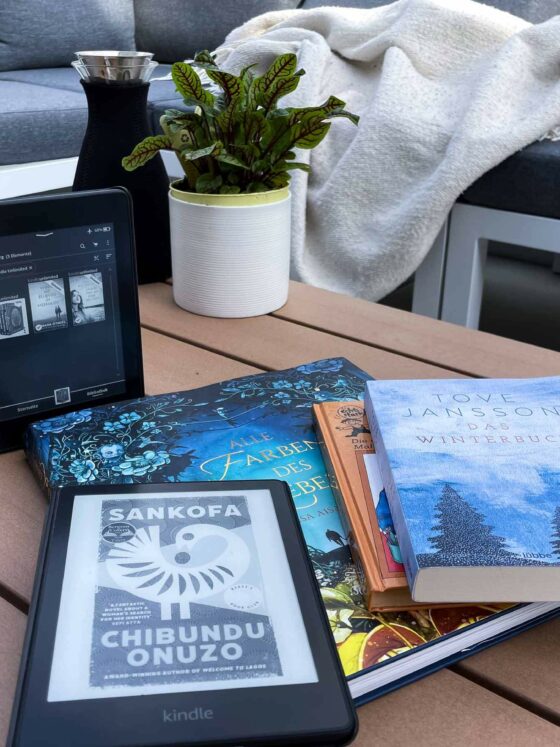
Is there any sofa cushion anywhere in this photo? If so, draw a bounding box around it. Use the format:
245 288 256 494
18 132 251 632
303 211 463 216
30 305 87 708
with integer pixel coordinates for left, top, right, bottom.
484 1 560 23
134 0 301 63
0 80 87 165
0 1 136 73
301 1 388 8
0 66 184 165
149 97 192 135
300 0 560 21
0 66 180 99
460 138 560 220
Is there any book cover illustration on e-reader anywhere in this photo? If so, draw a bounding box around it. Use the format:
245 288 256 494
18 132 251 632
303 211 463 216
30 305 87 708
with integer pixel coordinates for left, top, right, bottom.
48 489 318 702
27 359 503 679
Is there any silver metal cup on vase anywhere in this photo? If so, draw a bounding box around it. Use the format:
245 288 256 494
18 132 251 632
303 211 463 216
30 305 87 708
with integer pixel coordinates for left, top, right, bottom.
72 51 158 83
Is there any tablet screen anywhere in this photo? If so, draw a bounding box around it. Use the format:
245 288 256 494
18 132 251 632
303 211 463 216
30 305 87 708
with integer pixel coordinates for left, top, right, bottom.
48 488 318 702
0 223 126 422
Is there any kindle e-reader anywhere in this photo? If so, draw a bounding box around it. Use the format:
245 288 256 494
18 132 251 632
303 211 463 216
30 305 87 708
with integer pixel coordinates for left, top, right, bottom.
8 480 357 747
0 189 144 452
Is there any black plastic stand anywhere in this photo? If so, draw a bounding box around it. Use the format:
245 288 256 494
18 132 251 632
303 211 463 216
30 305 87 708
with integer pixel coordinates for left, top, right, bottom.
73 80 171 284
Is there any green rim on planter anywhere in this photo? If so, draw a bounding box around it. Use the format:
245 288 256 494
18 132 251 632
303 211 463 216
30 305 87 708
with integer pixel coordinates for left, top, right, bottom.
169 181 289 207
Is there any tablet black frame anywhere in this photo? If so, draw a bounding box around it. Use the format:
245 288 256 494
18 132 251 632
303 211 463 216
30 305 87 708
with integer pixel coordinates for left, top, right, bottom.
0 188 144 452
8 480 357 747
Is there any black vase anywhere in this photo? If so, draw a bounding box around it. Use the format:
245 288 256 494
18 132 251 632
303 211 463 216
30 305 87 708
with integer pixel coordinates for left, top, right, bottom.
73 79 171 284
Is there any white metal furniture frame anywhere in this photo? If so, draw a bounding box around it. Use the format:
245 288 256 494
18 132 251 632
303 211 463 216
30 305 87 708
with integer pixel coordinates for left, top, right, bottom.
0 152 182 201
418 203 560 330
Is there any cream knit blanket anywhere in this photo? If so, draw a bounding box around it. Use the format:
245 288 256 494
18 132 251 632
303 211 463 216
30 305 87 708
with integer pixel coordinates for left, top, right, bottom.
215 0 560 301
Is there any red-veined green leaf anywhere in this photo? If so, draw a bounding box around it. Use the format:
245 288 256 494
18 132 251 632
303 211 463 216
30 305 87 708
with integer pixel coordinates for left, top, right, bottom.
196 173 223 193
181 142 221 161
172 62 214 107
122 135 171 171
293 119 331 148
192 50 218 70
262 75 301 111
288 95 359 126
206 70 242 102
215 152 249 169
262 53 298 88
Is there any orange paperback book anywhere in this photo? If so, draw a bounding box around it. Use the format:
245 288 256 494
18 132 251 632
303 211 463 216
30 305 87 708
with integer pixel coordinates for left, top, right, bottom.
313 401 411 607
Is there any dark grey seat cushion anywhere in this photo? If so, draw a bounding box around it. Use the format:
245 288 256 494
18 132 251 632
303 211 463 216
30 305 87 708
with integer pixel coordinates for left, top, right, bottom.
0 80 86 165
0 66 184 165
301 0 560 21
301 1 388 8
483 0 560 23
460 139 560 219
134 0 301 63
0 0 136 72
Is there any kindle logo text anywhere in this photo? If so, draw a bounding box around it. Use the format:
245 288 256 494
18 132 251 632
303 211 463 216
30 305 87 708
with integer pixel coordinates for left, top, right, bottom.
162 707 214 723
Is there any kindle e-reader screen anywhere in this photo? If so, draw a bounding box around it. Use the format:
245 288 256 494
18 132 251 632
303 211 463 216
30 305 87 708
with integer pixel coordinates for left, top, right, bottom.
9 481 356 747
48 488 318 702
0 189 143 451
0 222 125 423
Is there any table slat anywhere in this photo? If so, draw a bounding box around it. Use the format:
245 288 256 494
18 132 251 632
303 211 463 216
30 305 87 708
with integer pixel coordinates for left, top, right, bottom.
141 328 260 393
0 596 557 747
140 284 465 380
357 668 559 746
454 617 560 720
274 282 560 379
0 598 26 746
0 451 46 605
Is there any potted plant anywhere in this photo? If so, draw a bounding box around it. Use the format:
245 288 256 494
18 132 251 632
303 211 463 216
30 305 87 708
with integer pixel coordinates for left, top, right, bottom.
123 51 358 318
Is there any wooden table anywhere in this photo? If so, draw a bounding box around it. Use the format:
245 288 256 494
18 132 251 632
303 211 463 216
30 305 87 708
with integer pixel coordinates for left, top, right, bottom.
1 281 559 746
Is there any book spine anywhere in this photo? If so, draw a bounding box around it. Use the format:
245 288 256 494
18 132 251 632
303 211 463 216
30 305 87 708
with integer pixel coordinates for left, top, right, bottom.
313 409 370 594
24 428 51 498
364 392 420 595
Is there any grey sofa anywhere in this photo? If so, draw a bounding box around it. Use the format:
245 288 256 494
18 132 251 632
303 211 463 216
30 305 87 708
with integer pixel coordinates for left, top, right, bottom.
0 1 301 169
2 0 558 201
3 0 556 182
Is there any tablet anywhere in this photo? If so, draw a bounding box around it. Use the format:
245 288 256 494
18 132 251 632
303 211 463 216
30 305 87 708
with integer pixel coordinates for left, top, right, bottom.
0 189 144 452
8 480 357 747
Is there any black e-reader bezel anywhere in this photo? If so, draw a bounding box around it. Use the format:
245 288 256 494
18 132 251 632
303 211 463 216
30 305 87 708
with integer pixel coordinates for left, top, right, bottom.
8 480 357 747
0 188 144 453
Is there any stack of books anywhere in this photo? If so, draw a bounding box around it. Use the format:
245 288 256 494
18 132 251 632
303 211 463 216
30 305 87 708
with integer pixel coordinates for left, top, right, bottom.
25 358 560 705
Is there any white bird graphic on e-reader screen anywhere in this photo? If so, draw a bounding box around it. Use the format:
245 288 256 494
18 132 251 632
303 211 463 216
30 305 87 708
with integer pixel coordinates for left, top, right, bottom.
106 524 251 619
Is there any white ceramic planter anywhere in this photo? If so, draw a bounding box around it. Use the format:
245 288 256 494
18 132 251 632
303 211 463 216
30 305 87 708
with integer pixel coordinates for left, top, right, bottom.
169 183 291 318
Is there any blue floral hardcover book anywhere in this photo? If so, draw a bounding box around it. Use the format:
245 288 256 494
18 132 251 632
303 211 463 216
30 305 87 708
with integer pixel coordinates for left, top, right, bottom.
365 377 560 604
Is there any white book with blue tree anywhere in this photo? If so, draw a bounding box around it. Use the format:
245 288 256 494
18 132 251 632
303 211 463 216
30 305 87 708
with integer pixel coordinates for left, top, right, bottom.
364 377 560 603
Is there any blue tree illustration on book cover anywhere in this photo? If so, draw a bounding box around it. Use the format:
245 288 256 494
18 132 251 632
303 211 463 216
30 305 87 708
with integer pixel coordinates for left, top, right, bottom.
366 377 560 570
26 359 505 677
